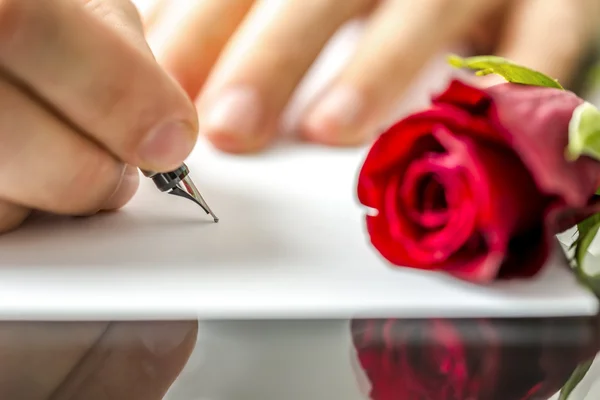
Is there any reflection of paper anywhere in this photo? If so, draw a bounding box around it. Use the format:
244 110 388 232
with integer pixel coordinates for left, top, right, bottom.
166 320 367 400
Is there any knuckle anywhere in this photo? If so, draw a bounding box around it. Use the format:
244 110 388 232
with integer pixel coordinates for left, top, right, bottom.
81 0 145 33
59 151 124 214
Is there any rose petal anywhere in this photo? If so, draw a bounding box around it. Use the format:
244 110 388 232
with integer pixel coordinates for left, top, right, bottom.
486 82 599 208
357 104 499 209
366 214 427 268
400 163 450 229
396 155 477 264
433 80 492 114
446 249 505 283
435 125 549 280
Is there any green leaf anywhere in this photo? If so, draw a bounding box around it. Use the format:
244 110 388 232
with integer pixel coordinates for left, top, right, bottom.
570 214 600 297
569 240 578 251
448 55 564 89
559 359 594 400
577 214 600 240
566 102 600 162
575 217 600 270
562 216 600 398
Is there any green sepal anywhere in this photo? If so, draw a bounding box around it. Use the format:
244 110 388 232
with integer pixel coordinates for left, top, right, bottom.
560 217 600 399
567 102 600 162
559 359 594 400
448 55 564 89
574 215 600 273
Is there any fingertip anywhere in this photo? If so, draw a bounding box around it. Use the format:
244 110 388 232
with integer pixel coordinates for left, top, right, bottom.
302 125 375 147
200 86 273 154
137 119 198 172
0 200 30 234
204 127 274 154
301 86 373 147
138 320 198 358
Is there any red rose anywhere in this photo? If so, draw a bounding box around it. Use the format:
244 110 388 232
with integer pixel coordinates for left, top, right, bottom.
357 80 600 282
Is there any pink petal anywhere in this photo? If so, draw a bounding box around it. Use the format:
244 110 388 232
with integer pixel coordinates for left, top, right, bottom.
484 82 600 208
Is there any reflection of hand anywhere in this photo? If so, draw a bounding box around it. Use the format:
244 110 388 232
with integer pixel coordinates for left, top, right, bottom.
0 0 199 234
0 320 197 399
143 0 600 153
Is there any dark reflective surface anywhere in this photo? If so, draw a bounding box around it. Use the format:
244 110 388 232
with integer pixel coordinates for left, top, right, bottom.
0 316 597 400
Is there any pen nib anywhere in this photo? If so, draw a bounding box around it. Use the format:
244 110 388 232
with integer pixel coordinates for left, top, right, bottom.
168 176 219 223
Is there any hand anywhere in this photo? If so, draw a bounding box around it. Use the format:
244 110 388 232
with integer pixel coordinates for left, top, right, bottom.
143 0 600 153
0 0 199 233
0 320 198 400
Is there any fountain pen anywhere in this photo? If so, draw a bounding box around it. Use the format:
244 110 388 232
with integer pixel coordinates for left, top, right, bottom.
142 165 219 222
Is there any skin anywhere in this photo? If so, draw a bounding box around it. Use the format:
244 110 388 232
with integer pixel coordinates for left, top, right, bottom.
0 0 201 234
0 1 198 398
0 0 598 397
143 0 600 152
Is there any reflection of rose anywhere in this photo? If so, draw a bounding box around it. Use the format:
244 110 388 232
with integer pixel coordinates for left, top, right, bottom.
351 318 597 400
357 80 600 283
351 319 499 400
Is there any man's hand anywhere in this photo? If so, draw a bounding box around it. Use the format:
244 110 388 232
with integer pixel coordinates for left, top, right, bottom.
0 0 199 233
143 0 600 153
0 1 199 398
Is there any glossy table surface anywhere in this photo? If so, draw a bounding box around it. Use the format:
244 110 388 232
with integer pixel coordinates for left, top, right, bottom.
163 317 600 400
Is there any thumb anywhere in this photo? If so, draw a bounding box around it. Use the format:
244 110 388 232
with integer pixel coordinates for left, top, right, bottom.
81 0 153 54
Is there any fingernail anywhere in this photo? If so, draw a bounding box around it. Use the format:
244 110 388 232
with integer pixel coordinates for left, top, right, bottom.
138 120 196 169
304 86 365 142
139 321 195 357
203 87 262 139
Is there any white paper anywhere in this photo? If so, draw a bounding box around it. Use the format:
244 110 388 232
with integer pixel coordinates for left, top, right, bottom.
0 1 595 321
0 136 596 320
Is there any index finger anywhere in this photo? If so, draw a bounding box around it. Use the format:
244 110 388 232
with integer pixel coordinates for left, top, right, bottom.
0 0 198 172
302 0 506 145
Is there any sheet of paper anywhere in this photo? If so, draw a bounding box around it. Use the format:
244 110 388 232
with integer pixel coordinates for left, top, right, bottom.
0 138 596 320
0 4 596 321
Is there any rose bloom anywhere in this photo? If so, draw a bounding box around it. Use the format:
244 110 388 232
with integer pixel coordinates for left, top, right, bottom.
357 80 600 283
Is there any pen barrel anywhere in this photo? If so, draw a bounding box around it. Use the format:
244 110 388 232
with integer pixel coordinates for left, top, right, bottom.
141 164 190 192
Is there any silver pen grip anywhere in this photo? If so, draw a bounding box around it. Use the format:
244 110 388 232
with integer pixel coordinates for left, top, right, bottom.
140 165 189 192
